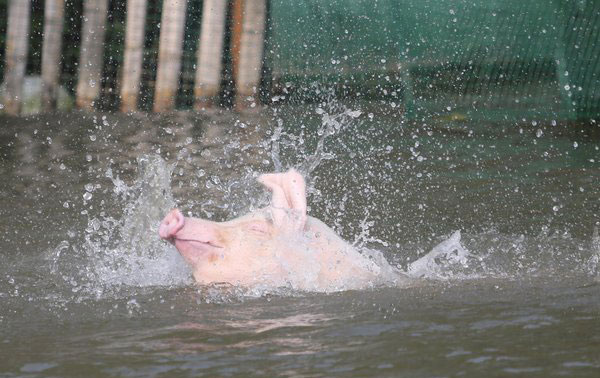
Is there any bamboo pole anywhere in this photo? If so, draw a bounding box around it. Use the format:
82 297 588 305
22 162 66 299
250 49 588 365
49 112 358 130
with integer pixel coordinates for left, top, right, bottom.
120 0 148 112
76 0 109 111
41 0 65 112
234 0 266 109
193 0 228 110
2 0 31 115
153 0 188 113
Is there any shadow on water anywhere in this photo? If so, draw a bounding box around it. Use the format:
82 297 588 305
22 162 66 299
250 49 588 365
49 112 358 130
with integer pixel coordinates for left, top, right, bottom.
1 102 599 376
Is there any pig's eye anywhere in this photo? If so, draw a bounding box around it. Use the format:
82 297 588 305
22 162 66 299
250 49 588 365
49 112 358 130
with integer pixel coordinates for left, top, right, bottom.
247 222 270 236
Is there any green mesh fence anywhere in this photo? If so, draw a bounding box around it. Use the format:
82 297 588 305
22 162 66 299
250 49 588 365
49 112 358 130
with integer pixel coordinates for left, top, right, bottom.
267 0 600 120
176 0 204 110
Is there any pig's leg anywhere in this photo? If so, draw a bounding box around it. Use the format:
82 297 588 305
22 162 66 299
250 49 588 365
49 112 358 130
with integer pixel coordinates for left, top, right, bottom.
258 169 307 231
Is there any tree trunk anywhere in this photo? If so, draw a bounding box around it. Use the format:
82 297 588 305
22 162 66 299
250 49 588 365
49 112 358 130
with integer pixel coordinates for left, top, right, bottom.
2 0 31 115
120 0 148 112
41 0 65 112
193 0 227 110
153 0 188 113
76 0 109 111
234 0 266 110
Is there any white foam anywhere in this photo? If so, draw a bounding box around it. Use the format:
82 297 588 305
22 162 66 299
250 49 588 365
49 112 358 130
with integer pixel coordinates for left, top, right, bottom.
407 231 472 279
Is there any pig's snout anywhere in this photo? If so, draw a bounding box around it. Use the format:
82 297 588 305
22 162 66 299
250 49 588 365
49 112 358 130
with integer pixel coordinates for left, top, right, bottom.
159 209 185 240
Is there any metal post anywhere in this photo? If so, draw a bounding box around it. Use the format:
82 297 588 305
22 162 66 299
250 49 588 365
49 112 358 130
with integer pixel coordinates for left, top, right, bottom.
193 0 228 110
2 0 31 115
41 0 65 112
153 0 188 113
120 0 148 112
233 0 266 110
76 0 109 111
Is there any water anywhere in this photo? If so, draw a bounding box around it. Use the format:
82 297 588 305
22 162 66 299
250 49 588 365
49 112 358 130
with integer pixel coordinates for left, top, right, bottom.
1 103 599 376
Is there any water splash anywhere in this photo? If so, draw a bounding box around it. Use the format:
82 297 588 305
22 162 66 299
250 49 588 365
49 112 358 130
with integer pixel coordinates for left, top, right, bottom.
269 100 364 178
407 231 473 279
36 104 597 300
83 154 191 290
588 227 600 279
402 227 600 281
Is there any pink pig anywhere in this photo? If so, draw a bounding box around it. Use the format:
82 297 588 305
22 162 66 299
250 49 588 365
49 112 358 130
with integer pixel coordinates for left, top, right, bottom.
159 169 391 292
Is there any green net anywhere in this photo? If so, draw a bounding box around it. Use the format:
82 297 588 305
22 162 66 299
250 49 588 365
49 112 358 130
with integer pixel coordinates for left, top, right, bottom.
267 0 600 121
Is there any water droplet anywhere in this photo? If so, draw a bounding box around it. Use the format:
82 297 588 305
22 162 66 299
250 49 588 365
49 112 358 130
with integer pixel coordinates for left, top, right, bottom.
83 192 93 201
347 110 361 118
573 141 578 148
89 135 97 141
536 129 543 138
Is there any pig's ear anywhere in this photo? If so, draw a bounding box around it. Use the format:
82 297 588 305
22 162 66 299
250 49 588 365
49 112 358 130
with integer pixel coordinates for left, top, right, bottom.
258 169 307 231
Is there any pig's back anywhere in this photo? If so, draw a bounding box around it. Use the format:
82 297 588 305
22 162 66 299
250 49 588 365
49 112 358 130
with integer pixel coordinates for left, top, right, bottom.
304 216 382 290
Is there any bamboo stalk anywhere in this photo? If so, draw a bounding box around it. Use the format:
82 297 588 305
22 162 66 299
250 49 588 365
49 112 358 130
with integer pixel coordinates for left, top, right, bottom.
193 0 228 110
153 0 188 113
120 0 148 112
2 0 31 115
76 0 109 111
234 0 266 109
41 0 65 112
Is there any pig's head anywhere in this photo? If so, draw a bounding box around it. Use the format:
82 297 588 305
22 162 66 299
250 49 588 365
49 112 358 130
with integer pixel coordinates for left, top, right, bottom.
158 169 309 286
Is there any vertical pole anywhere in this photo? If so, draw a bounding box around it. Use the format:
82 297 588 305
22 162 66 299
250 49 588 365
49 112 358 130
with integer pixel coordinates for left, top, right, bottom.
76 0 109 111
2 0 31 115
193 0 227 110
153 0 188 113
41 0 65 112
231 0 244 88
120 0 148 112
233 0 266 110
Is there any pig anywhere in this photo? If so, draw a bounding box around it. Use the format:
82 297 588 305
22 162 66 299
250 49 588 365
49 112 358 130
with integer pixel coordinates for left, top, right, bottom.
159 169 398 292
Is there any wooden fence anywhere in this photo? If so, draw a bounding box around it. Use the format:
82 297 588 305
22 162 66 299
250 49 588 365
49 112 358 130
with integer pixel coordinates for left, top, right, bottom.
0 0 266 115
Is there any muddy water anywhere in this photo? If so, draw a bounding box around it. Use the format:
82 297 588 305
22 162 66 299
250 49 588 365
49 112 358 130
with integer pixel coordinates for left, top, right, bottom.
1 103 599 376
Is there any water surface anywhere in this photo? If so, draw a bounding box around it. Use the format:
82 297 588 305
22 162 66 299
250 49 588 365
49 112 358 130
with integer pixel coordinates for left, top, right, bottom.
1 103 599 376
